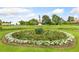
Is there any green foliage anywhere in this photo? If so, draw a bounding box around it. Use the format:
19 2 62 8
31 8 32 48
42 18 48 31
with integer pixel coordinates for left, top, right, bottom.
35 28 44 34
0 23 1 25
0 26 2 30
27 18 38 25
12 30 67 41
19 19 38 25
19 20 26 25
42 15 52 25
62 21 76 25
52 14 64 25
0 20 2 25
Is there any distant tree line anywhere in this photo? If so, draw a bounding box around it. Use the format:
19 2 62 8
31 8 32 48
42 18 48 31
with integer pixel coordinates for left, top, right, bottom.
19 18 38 25
19 14 76 25
0 15 76 26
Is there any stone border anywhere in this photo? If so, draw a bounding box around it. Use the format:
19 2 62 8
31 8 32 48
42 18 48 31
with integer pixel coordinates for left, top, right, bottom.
3 30 75 47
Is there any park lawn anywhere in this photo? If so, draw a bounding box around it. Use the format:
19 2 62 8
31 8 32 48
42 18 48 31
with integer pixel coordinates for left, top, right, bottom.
0 25 79 52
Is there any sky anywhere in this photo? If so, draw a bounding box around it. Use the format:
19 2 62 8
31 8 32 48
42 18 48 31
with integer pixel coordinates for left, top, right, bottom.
0 7 79 24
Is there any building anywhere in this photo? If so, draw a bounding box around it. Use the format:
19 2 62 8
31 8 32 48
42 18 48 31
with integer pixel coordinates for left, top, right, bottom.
2 21 12 26
72 18 79 23
0 19 12 25
74 18 79 23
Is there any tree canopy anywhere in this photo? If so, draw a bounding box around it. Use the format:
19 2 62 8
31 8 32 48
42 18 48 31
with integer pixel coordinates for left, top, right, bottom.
27 18 38 25
42 15 51 25
19 20 26 25
52 14 64 25
0 20 2 25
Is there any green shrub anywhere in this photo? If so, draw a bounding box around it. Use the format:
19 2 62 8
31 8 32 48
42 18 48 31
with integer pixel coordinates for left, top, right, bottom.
35 28 44 34
0 26 2 30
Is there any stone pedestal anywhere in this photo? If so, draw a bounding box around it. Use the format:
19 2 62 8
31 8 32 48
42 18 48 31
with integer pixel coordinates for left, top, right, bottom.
38 23 42 26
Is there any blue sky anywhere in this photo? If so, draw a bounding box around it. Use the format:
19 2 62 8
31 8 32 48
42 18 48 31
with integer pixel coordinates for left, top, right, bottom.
0 7 79 24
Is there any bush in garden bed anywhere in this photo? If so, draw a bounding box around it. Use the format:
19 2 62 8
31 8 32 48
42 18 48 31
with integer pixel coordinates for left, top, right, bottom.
35 28 44 34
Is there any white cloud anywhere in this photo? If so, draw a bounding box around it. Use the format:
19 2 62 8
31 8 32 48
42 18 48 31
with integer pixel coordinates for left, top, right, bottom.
0 8 38 24
25 13 36 18
0 13 37 23
52 8 64 14
18 13 37 21
0 8 32 15
70 8 79 14
0 0 79 7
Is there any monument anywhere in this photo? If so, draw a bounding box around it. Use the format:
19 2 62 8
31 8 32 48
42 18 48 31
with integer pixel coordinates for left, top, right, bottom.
38 15 42 26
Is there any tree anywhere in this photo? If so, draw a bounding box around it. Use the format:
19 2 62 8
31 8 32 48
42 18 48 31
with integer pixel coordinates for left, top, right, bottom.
19 20 26 25
67 16 74 22
0 20 2 30
0 20 2 25
42 15 51 25
52 14 64 25
27 18 38 25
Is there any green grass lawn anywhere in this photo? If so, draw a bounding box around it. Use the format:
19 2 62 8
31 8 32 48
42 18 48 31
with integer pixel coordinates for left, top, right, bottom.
0 25 79 52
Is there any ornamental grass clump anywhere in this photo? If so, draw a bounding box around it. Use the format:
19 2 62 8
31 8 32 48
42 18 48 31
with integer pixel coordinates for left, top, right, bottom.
35 28 44 34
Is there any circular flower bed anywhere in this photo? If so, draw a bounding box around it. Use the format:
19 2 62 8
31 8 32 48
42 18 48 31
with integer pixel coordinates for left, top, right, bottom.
3 29 75 48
